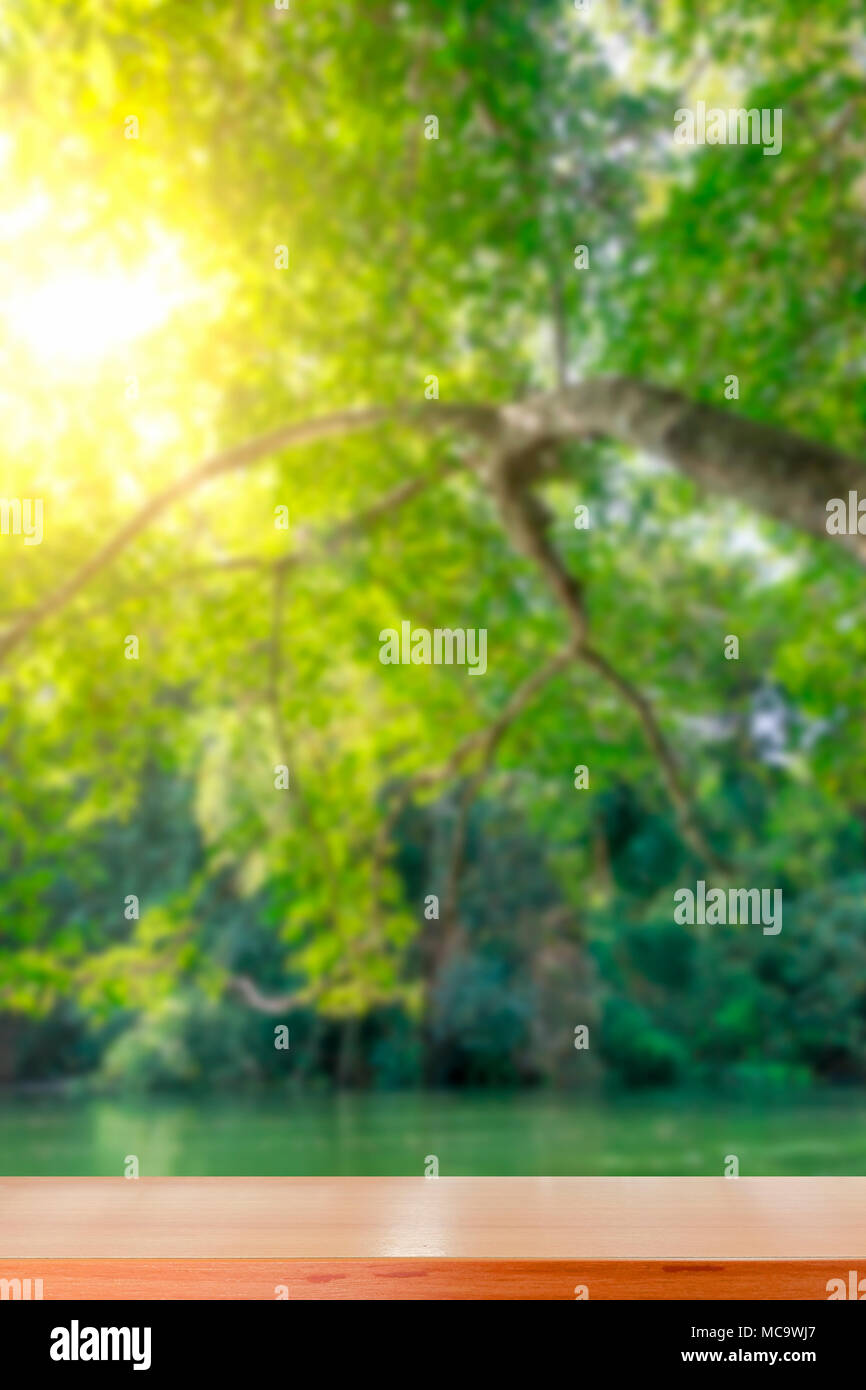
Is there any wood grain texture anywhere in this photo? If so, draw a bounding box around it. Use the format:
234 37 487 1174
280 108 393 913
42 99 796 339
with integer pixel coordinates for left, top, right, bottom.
1 1179 864 1298
0 1259 859 1300
2 1177 866 1260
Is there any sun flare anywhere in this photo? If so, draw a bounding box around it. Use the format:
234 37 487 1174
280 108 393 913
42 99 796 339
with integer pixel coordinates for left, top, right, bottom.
4 253 193 367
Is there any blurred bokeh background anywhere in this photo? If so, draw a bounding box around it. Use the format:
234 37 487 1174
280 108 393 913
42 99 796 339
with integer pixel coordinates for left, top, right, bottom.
2 0 866 1174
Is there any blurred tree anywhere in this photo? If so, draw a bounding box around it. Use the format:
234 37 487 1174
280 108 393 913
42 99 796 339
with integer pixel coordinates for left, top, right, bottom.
0 0 865 1086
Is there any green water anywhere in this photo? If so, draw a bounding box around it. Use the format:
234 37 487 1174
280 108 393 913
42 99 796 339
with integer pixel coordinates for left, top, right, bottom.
2 1090 866 1176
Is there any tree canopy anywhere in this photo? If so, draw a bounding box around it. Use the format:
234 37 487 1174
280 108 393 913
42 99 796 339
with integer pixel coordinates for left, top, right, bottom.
1 0 865 1087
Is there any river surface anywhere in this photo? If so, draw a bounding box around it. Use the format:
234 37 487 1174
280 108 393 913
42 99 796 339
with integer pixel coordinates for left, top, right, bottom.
2 1089 865 1176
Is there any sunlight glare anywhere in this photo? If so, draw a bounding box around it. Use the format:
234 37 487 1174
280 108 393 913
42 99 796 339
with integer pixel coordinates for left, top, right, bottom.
5 255 192 366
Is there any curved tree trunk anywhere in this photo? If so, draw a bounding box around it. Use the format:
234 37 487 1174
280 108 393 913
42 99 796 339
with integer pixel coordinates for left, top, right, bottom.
1 375 864 668
496 377 866 565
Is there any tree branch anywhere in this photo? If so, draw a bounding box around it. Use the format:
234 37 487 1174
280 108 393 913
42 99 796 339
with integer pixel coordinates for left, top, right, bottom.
438 642 579 929
490 453 728 869
370 644 578 952
580 643 729 870
0 404 495 664
229 974 309 1014
497 377 866 562
4 375 862 663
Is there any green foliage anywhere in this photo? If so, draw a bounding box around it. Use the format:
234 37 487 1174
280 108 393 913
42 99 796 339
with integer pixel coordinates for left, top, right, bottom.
0 2 864 1092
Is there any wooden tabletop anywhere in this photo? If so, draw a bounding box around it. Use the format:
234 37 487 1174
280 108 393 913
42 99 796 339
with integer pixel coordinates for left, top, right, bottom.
3 1176 866 1260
